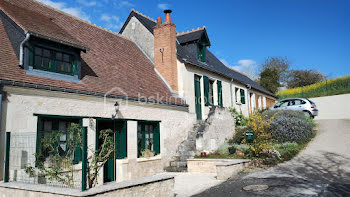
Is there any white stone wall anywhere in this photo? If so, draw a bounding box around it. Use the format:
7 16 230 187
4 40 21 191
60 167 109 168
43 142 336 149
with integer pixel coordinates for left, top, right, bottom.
0 86 196 181
309 94 350 120
121 16 155 60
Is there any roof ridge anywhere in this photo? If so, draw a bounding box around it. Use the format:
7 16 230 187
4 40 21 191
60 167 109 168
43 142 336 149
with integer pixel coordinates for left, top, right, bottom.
29 0 130 41
131 8 156 23
227 66 249 77
177 26 206 36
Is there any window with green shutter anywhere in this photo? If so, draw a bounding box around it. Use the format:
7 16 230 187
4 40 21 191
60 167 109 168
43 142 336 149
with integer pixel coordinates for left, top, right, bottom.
137 122 160 158
36 116 82 164
217 80 223 107
240 89 246 104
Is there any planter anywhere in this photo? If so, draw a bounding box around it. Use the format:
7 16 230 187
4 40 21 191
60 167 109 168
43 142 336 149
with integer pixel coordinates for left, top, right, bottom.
228 147 236 154
200 152 207 158
237 151 245 157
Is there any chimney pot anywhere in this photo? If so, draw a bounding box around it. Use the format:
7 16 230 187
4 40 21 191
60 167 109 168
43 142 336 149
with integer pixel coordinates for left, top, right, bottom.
164 9 172 23
156 16 162 25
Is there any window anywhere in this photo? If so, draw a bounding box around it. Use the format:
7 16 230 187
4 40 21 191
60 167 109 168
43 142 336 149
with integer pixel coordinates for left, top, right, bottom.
197 44 206 62
217 80 223 107
37 116 82 164
240 89 246 104
208 80 214 105
33 46 75 75
137 122 160 157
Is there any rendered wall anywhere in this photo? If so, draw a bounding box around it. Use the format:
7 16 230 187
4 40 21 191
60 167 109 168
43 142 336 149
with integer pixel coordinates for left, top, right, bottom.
0 86 196 182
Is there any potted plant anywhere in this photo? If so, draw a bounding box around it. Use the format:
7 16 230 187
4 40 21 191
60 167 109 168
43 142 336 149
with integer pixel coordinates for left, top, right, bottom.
228 146 236 154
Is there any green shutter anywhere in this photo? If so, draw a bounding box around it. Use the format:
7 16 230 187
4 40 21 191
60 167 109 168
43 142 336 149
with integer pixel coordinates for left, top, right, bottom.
35 117 42 165
217 80 222 107
117 121 127 159
204 76 210 106
29 47 34 67
154 123 160 155
240 89 246 104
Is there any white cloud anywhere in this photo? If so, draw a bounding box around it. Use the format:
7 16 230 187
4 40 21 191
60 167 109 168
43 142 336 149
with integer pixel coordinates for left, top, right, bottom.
100 14 123 30
221 59 259 80
36 0 90 21
77 0 97 7
157 3 170 10
114 1 134 8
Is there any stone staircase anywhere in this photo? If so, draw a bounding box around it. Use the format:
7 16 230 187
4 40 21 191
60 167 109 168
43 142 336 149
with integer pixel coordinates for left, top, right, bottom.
164 121 204 172
164 106 235 172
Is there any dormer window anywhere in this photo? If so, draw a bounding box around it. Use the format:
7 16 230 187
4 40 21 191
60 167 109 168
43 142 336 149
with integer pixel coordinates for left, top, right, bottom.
197 43 206 62
33 46 74 75
33 46 75 75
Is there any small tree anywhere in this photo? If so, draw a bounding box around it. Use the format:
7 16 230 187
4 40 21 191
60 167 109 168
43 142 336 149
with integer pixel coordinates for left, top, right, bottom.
25 124 115 188
258 57 290 93
286 69 326 88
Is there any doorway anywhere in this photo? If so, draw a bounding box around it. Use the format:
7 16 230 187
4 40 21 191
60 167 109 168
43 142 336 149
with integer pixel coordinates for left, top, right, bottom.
96 119 127 183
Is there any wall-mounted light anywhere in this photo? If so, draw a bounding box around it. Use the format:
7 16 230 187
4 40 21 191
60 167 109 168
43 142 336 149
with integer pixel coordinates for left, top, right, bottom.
114 101 119 113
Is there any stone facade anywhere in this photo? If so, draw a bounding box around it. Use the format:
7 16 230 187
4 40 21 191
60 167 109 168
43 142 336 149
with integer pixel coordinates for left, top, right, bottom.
0 86 196 182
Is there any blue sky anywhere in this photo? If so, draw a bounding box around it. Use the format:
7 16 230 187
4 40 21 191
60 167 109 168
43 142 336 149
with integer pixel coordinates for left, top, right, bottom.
37 0 349 79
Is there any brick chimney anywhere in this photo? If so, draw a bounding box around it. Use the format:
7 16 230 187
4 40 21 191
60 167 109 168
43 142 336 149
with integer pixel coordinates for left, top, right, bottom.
153 10 178 92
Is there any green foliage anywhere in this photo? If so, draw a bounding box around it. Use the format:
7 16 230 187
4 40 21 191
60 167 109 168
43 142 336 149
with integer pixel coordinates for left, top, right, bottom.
263 110 314 143
273 142 305 161
278 75 350 99
258 57 290 93
228 126 248 144
229 107 247 126
25 123 82 187
286 69 326 89
25 124 115 188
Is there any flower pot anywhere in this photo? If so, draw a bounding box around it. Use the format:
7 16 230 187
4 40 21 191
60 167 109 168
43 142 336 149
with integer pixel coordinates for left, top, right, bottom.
200 152 207 158
228 147 236 154
237 151 245 157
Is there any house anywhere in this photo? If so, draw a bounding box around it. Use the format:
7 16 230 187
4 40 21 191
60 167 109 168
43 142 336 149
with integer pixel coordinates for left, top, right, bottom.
119 9 277 119
0 0 276 188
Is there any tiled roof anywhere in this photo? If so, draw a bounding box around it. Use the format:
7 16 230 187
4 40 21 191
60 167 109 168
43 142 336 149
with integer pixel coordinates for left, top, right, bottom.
119 10 276 98
0 0 185 106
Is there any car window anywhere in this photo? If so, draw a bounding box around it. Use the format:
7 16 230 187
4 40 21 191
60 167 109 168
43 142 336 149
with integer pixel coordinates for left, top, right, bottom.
289 100 296 106
294 99 305 105
280 101 289 107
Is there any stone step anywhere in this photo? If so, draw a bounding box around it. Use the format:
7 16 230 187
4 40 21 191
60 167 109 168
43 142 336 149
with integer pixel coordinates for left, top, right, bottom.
170 161 187 167
164 166 187 172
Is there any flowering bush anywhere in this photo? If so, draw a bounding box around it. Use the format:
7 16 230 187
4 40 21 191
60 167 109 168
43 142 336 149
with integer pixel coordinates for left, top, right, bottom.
244 112 275 157
229 107 247 126
263 110 314 143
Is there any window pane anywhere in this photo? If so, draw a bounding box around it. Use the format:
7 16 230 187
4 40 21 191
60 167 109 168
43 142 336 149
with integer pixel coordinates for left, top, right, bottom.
56 61 63 71
56 52 62 60
42 58 50 68
63 54 70 62
63 62 70 72
34 56 42 66
43 49 50 57
35 47 42 55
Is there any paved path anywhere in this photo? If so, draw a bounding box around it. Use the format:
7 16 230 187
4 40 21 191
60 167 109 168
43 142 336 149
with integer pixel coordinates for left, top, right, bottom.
194 119 350 196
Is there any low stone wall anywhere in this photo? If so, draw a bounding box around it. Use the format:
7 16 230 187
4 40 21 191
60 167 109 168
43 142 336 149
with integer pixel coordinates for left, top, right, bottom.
0 174 174 197
309 94 350 120
187 159 250 178
216 160 250 180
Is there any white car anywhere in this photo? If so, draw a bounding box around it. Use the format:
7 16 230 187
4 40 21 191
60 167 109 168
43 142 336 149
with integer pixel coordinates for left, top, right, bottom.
270 98 318 118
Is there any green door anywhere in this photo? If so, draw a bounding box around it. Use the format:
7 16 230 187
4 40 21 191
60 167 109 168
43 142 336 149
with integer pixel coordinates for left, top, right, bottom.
194 75 202 120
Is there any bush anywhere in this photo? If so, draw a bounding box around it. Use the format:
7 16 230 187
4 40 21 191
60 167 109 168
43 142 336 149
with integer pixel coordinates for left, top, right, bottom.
229 107 246 126
228 126 248 144
263 110 314 143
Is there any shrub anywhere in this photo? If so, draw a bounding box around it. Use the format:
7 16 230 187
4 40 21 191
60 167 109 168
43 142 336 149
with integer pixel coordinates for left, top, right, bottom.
228 126 249 144
229 107 247 126
263 110 314 143
245 112 274 156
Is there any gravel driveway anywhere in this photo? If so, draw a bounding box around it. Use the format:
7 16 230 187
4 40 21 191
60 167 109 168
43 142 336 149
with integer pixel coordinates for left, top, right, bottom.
194 119 350 196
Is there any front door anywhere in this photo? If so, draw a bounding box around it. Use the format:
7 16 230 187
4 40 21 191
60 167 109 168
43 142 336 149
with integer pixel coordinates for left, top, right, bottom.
96 119 125 183
194 75 202 120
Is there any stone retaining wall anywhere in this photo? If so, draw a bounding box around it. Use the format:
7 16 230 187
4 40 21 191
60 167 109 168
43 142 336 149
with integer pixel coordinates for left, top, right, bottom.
0 174 174 197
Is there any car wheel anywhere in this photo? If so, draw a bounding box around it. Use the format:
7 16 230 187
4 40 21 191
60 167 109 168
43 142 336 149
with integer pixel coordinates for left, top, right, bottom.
304 111 312 118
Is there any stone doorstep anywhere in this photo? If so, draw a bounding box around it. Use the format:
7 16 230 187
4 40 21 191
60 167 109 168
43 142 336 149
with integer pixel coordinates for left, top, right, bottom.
0 174 175 197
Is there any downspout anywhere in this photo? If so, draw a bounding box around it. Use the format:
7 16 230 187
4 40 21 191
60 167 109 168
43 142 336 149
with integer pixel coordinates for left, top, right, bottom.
19 32 30 68
246 84 252 116
230 79 233 107
0 86 3 137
